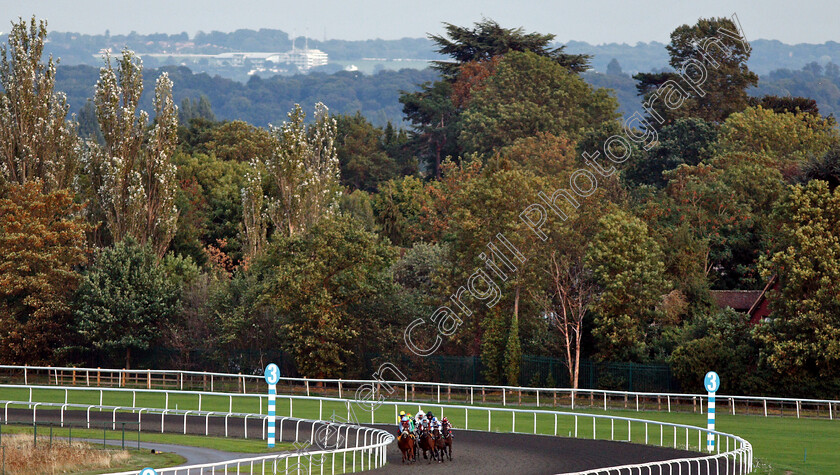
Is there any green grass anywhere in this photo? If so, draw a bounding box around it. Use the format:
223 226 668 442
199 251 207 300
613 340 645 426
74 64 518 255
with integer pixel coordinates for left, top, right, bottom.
3 386 838 474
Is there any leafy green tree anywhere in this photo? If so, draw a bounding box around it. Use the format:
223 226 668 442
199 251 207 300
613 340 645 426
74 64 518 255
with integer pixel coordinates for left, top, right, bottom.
443 157 553 377
258 215 395 377
174 152 250 264
635 17 757 124
179 95 216 123
0 17 80 191
714 106 838 178
798 144 840 191
460 51 619 154
659 164 750 281
430 19 590 79
0 180 89 364
749 95 821 117
372 175 432 247
74 238 179 368
625 118 718 187
381 122 418 177
504 314 522 386
756 180 840 383
400 80 458 178
194 120 273 163
670 308 768 395
334 113 396 191
586 209 669 362
401 19 590 177
338 189 376 232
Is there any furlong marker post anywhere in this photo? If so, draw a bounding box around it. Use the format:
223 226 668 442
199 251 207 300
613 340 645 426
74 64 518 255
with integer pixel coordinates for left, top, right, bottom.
265 363 280 448
704 371 720 452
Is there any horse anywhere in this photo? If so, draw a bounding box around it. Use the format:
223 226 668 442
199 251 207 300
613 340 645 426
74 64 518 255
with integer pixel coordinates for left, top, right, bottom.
417 426 438 463
397 429 415 464
441 421 453 461
432 427 446 463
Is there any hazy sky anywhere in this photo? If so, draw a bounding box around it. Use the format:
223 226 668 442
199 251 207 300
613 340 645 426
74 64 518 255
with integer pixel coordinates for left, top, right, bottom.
3 0 839 44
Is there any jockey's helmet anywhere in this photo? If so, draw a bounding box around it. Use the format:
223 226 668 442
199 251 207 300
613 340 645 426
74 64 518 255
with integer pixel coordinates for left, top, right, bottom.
399 411 406 416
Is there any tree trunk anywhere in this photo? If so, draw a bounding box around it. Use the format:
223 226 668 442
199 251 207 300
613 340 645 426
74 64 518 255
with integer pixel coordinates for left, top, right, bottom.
513 285 520 325
125 347 131 370
573 334 581 390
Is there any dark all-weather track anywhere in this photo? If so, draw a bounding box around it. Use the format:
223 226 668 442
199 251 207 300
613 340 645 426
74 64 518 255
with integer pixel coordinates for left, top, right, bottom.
366 424 742 475
6 409 743 474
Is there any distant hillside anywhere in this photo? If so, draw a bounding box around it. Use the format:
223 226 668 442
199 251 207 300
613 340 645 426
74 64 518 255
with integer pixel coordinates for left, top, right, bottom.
56 64 438 128
56 61 840 133
46 29 840 77
563 39 840 76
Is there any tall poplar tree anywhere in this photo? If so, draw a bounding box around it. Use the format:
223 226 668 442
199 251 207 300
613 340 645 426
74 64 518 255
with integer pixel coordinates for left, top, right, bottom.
0 17 79 191
88 49 179 257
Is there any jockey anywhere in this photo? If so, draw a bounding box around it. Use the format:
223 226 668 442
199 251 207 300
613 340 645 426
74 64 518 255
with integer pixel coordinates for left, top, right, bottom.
418 413 430 432
442 416 453 437
430 416 441 431
397 410 410 437
406 413 416 434
414 410 425 432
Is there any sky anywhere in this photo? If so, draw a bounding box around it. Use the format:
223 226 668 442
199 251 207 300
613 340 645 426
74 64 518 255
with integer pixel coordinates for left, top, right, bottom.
2 0 839 45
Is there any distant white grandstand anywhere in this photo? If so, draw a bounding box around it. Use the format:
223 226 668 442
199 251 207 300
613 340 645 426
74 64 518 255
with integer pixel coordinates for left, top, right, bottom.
115 45 328 72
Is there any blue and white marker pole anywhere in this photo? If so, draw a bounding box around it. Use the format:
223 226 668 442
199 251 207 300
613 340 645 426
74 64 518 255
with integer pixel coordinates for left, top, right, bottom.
704 371 720 452
139 468 157 475
265 363 280 448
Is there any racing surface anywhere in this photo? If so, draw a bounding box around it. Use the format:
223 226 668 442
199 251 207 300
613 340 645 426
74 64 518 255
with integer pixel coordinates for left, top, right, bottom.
7 409 740 474
366 424 736 474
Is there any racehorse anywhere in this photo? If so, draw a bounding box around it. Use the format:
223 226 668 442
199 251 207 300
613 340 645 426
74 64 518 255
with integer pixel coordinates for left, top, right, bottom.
441 420 453 461
432 427 446 463
417 426 438 463
397 429 415 464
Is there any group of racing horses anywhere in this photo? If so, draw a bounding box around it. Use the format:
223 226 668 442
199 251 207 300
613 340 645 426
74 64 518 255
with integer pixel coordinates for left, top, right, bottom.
397 415 453 464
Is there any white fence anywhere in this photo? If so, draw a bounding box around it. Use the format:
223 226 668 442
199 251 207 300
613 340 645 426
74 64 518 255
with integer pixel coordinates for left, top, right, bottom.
0 399 392 475
0 364 835 420
6 385 753 474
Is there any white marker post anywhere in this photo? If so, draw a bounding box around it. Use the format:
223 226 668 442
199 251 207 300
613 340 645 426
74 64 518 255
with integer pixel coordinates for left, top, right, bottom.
704 371 720 452
265 363 280 448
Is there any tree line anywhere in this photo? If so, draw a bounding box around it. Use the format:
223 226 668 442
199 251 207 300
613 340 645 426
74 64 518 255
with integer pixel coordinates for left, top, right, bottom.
2 17 840 397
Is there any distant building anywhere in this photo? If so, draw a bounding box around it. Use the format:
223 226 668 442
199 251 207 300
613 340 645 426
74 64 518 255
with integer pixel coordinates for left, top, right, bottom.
131 47 329 72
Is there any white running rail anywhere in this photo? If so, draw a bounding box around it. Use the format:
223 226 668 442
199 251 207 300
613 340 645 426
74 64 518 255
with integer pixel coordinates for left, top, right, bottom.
7 387 753 474
0 399 392 475
0 364 834 420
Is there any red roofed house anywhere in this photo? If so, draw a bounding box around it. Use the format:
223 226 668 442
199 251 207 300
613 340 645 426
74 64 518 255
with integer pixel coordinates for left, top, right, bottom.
709 275 778 324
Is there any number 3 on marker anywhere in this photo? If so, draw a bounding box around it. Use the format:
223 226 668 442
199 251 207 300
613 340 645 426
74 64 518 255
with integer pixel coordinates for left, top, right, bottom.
704 371 720 392
265 363 280 385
